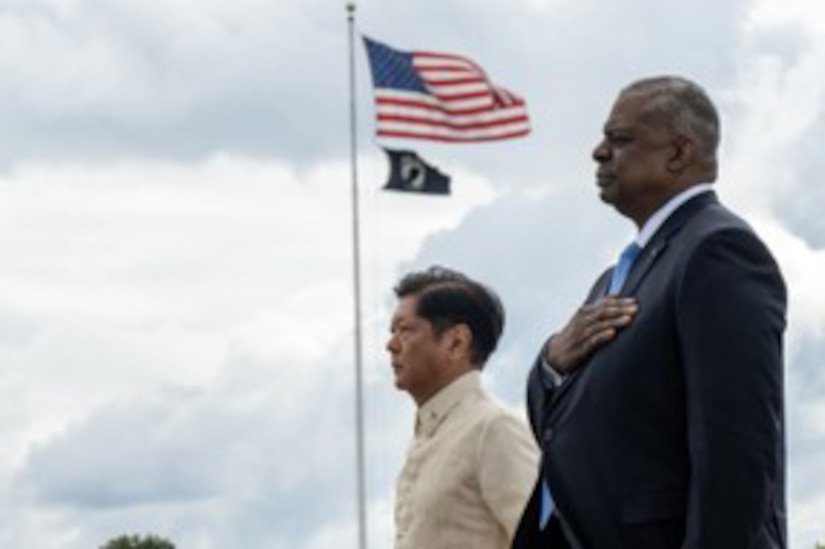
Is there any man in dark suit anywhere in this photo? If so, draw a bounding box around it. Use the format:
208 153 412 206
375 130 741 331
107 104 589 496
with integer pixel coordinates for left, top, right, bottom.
513 76 787 549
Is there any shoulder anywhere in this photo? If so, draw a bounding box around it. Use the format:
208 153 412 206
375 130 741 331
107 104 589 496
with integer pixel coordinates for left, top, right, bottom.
472 395 538 485
674 200 780 274
674 207 786 320
655 191 745 246
682 204 781 279
682 199 752 241
472 393 534 446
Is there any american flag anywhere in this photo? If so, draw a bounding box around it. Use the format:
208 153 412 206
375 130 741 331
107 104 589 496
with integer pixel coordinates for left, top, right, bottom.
362 37 530 143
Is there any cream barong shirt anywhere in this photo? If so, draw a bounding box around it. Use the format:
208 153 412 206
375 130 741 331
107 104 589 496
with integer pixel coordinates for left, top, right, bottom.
395 371 538 549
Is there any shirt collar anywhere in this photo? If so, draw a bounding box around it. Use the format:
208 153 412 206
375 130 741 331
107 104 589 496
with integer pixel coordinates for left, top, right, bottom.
636 183 714 248
416 371 480 438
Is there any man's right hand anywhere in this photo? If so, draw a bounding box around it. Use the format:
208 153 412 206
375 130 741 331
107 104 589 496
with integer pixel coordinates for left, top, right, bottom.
544 296 638 375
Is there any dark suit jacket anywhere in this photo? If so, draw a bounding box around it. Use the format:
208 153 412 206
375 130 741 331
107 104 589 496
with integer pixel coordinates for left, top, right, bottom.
513 192 787 549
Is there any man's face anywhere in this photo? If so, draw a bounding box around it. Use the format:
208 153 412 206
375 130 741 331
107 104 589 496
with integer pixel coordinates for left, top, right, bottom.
386 295 448 403
592 91 678 226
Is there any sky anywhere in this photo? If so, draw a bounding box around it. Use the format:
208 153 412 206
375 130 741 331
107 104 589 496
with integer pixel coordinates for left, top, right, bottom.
0 0 823 547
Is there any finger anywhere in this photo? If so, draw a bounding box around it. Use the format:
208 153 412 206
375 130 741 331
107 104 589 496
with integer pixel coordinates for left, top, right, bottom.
581 304 637 326
576 302 602 317
580 315 632 342
595 295 638 312
574 327 618 358
569 301 637 344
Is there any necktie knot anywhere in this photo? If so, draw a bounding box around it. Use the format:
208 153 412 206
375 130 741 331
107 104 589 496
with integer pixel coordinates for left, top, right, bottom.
621 242 641 262
608 242 642 294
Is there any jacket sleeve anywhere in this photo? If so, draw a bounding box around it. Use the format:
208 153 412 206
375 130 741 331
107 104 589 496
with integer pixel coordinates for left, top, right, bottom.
525 353 555 443
678 228 786 548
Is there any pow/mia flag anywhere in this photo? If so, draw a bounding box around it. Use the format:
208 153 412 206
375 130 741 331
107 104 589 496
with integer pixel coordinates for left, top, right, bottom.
382 148 450 195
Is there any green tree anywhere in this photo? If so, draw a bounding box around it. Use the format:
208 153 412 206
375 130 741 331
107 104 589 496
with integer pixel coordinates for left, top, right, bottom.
99 534 175 549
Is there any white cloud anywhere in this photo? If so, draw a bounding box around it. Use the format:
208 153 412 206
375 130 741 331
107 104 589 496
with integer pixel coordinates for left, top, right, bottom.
746 0 825 33
752 218 825 348
0 152 495 548
0 0 302 118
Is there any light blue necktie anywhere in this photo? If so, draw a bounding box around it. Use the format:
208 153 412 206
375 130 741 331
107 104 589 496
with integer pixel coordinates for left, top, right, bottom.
607 242 642 294
540 479 554 529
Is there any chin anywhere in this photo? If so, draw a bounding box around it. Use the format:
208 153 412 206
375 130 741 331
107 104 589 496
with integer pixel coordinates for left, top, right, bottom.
393 374 406 391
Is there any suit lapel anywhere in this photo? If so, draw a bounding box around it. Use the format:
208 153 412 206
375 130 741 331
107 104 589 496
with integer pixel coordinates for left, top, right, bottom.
620 191 718 297
591 270 611 302
621 240 666 296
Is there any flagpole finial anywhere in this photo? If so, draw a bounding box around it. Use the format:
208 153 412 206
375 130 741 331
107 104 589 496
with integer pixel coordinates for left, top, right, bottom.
346 2 356 17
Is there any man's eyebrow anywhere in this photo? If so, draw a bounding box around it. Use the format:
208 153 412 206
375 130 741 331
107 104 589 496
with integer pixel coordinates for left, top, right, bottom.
604 122 632 133
603 126 635 139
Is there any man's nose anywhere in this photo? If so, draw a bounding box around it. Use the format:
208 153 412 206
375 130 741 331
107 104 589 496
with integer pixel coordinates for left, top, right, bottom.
593 139 610 162
386 334 398 353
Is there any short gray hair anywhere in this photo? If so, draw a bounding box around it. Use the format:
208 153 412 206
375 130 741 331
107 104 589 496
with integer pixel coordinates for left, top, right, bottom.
622 76 721 155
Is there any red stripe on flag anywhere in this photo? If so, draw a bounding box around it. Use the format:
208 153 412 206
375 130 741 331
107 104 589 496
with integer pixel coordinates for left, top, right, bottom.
377 129 530 143
375 97 511 116
377 114 530 130
423 77 487 87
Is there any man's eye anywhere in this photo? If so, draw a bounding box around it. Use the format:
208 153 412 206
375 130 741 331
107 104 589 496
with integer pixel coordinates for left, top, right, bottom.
609 134 632 145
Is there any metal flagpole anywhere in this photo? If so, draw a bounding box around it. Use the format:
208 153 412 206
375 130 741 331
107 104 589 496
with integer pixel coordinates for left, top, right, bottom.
346 4 368 549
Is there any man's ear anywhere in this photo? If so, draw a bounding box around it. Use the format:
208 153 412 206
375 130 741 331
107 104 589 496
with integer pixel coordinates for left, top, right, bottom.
445 323 473 360
667 135 694 173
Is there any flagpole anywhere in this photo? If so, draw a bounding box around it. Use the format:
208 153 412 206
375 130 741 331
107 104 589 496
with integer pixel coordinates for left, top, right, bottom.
346 4 368 549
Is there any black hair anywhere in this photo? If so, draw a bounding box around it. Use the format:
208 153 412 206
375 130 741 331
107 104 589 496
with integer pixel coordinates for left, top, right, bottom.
393 266 505 367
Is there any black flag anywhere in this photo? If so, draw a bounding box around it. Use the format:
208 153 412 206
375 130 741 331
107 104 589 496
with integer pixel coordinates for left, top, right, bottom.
383 148 450 195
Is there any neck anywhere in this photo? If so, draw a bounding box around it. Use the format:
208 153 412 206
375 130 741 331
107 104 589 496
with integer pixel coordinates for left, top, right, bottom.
413 364 476 407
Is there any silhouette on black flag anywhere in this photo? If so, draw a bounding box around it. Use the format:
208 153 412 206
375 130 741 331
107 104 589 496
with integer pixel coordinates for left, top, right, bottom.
382 148 450 195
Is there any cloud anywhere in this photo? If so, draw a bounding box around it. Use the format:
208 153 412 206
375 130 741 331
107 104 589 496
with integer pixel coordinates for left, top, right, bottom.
721 13 825 545
0 0 350 167
723 0 825 250
0 152 495 548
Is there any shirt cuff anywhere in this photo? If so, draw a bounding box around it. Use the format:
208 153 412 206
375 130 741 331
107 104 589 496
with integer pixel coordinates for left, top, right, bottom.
540 355 566 387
